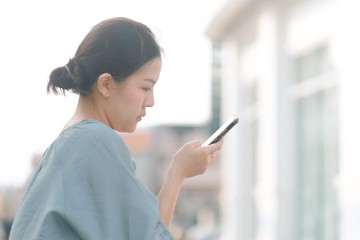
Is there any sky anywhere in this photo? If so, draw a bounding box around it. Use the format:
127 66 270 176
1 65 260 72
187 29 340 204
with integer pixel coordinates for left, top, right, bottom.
0 0 224 186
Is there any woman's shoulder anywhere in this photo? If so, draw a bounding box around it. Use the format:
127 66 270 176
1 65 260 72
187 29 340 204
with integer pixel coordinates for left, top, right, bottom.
60 119 121 142
54 119 127 154
63 119 113 134
51 119 134 171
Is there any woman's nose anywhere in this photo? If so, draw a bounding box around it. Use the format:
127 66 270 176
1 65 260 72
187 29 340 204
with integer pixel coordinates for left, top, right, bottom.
145 91 155 107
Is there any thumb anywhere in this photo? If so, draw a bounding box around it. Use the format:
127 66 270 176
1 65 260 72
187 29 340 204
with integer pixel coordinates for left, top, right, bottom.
204 139 223 153
181 140 202 151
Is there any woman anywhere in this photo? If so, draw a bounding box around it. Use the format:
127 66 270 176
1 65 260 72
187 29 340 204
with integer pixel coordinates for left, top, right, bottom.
9 17 223 240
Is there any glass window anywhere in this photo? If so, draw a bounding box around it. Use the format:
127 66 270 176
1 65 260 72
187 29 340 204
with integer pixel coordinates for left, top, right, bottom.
293 45 339 240
294 47 332 83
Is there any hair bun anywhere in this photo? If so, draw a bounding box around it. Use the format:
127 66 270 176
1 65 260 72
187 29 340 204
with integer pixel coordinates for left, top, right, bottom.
47 65 76 95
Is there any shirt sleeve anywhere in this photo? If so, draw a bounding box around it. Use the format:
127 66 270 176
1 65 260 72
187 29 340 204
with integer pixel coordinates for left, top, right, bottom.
151 221 174 240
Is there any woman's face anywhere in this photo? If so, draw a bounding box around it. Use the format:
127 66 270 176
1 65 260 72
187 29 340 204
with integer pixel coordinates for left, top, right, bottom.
105 57 162 132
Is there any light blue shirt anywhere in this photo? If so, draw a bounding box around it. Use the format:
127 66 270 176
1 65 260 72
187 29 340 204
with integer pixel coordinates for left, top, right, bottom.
9 120 173 240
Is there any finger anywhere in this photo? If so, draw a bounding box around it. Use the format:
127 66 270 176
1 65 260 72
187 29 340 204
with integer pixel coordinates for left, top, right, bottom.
205 139 224 153
186 140 202 149
205 154 217 169
208 154 215 164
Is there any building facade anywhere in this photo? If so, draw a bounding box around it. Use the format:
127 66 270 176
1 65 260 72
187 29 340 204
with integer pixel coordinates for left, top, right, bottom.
206 0 360 239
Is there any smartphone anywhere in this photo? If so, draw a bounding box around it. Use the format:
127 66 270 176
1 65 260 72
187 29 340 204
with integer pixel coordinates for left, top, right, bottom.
202 115 239 146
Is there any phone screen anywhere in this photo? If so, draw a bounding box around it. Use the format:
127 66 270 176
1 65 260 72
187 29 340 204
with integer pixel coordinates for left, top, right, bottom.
202 115 239 146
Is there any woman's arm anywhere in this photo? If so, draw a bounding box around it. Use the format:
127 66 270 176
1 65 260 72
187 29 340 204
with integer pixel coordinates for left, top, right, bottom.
157 140 223 227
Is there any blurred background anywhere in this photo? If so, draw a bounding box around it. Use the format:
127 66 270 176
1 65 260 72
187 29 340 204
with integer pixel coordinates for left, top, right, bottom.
0 0 359 239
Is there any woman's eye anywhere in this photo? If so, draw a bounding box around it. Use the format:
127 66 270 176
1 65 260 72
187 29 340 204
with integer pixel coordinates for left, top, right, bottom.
143 87 152 92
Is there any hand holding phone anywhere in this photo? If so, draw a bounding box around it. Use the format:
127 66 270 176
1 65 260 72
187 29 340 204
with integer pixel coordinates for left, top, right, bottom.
202 115 239 146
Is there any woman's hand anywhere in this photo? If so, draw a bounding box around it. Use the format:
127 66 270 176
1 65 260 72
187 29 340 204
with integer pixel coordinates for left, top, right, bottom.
158 139 223 227
168 140 224 181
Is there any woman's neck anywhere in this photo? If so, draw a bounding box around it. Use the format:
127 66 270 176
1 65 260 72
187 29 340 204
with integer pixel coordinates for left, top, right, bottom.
63 95 103 130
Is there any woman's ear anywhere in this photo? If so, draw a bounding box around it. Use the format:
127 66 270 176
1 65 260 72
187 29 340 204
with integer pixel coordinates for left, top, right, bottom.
96 73 112 97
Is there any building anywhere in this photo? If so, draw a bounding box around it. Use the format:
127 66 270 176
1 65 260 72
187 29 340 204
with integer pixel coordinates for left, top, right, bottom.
206 0 360 239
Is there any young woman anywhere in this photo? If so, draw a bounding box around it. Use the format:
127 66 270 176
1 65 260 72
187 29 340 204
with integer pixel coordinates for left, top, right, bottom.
9 17 223 240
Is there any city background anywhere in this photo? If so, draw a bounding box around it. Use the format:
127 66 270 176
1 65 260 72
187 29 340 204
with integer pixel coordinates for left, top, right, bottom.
1 0 360 239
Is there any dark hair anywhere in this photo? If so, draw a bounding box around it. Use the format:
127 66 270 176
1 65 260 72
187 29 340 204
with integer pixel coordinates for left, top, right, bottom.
47 17 163 95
